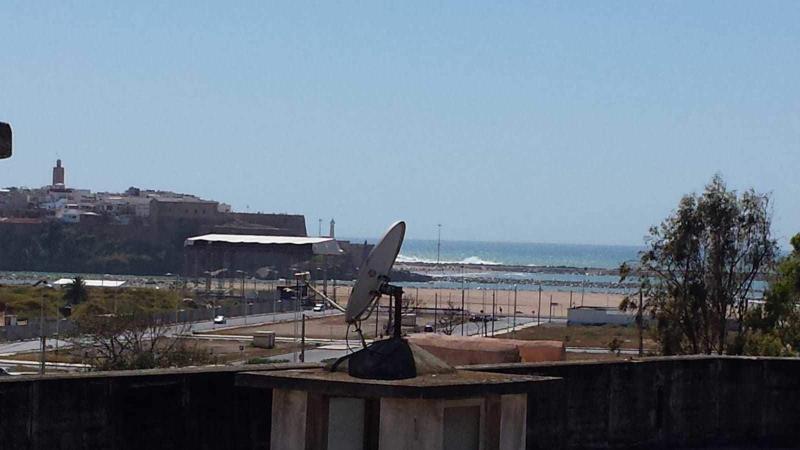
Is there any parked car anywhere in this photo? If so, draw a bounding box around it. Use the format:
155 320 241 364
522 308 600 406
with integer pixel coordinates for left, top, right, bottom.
312 303 324 312
423 323 434 332
213 315 226 324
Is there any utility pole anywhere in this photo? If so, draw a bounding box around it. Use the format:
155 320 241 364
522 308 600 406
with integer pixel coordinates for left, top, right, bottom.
512 285 518 337
460 265 465 336
537 284 542 325
293 274 300 363
491 289 496 336
300 314 306 362
434 292 438 333
436 224 442 265
638 289 644 357
582 268 587 306
33 279 51 375
40 291 45 375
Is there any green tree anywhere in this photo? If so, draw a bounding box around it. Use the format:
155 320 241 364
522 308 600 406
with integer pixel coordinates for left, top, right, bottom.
63 276 89 306
622 175 776 355
742 233 800 355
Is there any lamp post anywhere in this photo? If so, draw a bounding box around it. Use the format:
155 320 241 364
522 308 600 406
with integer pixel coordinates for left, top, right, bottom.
537 283 542 325
512 284 518 337
460 265 465 336
236 270 247 324
33 279 52 375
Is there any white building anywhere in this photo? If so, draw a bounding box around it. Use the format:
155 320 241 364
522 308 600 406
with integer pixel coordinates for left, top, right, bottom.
567 306 637 326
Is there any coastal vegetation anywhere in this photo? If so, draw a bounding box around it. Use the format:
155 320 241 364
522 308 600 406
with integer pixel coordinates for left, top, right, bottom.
620 175 781 355
741 234 800 356
0 284 182 320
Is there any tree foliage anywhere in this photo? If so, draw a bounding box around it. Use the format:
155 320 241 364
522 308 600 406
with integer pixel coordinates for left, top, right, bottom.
743 233 800 356
621 175 776 355
63 276 89 306
70 295 209 371
437 299 462 335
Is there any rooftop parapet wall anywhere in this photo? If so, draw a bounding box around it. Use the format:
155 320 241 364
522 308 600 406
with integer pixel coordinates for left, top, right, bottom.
468 356 800 450
1 357 799 449
0 363 320 450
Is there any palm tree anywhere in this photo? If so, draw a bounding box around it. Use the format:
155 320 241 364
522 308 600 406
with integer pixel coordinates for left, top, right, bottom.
63 276 89 306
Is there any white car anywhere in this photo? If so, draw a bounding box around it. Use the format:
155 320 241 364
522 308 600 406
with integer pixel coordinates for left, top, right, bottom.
312 304 324 312
213 315 226 324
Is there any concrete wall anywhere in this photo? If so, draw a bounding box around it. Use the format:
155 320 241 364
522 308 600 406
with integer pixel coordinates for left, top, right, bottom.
0 364 311 450
472 356 800 449
566 307 636 326
1 357 799 449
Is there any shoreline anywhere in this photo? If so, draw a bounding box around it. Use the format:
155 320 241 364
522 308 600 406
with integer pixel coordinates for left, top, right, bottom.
396 261 622 276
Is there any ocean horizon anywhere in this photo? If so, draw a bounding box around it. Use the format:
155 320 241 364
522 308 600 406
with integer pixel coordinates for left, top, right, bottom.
341 238 643 270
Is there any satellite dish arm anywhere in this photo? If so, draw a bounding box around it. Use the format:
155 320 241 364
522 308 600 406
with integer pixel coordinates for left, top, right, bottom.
305 282 346 313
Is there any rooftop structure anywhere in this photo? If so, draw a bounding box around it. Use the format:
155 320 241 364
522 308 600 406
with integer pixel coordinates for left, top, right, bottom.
52 278 127 288
185 234 342 254
183 233 342 278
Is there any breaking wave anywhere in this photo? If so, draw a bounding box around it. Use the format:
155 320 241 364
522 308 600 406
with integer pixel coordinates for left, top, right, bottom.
396 254 502 266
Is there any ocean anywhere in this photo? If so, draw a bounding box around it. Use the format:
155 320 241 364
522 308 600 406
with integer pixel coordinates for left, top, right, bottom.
349 238 643 270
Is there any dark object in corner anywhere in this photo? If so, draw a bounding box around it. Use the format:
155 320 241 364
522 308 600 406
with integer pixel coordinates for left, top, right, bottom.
0 122 11 159
333 338 417 380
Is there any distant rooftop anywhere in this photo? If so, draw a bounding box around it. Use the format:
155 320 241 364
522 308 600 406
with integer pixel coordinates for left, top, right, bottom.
185 234 343 255
53 278 127 288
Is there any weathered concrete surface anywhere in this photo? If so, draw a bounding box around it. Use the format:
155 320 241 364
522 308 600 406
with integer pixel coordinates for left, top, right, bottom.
0 363 318 450
469 356 800 449
270 389 308 450
1 357 799 449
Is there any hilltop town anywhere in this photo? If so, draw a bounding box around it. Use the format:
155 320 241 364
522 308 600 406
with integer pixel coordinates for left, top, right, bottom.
0 159 369 278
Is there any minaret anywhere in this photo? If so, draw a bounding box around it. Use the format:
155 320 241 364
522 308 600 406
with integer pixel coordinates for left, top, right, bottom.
329 219 335 239
52 159 65 186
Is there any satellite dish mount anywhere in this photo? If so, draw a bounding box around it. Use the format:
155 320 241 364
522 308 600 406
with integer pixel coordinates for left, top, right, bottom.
377 276 405 340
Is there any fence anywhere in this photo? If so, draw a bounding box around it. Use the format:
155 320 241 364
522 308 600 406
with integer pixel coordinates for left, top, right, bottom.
0 295 302 343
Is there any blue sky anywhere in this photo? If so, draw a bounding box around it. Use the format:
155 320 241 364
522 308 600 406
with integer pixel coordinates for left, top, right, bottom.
1 2 798 245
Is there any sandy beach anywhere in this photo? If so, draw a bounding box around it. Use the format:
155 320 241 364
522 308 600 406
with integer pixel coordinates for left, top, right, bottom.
323 285 625 319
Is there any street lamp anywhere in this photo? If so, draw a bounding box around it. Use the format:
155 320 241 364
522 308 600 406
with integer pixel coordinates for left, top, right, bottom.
235 270 248 324
33 279 53 375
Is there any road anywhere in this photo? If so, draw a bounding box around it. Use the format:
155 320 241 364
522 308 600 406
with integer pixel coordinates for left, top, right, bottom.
183 308 339 334
0 308 339 372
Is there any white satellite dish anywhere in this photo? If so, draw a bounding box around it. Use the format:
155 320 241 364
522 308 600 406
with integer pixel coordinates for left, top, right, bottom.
345 220 406 324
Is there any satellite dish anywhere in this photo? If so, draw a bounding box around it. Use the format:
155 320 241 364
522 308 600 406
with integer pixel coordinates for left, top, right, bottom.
345 220 405 323
330 220 454 380
0 122 11 159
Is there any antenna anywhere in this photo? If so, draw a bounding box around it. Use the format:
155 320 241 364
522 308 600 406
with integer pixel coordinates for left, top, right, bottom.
0 122 11 159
